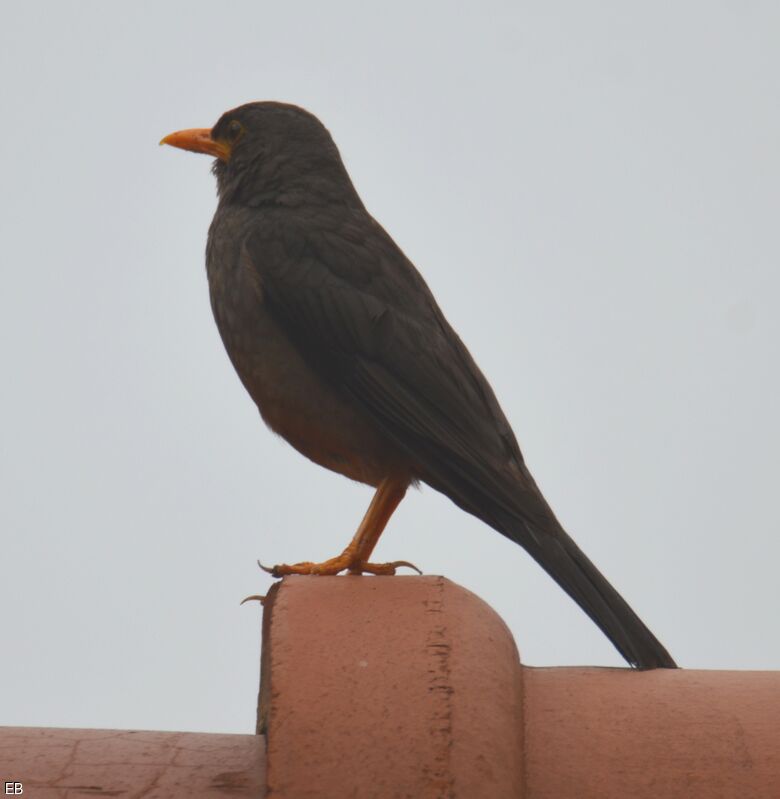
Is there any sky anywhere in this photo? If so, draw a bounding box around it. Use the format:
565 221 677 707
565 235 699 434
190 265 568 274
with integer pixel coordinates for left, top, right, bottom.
1 1 778 735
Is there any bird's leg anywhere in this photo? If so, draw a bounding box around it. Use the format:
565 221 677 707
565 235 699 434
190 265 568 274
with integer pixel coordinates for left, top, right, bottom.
338 477 406 573
261 477 419 576
347 477 415 574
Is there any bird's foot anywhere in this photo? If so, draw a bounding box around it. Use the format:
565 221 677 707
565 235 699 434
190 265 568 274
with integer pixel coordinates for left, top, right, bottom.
257 555 421 578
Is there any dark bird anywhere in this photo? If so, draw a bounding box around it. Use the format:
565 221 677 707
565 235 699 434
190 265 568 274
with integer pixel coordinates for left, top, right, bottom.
161 102 676 669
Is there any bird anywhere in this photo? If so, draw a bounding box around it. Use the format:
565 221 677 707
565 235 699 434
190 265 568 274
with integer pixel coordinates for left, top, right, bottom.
161 101 677 669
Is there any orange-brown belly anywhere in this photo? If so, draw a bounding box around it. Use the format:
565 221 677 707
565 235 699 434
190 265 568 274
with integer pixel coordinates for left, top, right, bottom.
219 298 410 486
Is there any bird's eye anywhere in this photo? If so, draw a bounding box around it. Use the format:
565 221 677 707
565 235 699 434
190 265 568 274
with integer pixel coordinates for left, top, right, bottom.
228 120 245 141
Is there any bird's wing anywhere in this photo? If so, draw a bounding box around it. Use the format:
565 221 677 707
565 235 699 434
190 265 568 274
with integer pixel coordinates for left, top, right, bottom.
244 205 676 669
245 206 553 532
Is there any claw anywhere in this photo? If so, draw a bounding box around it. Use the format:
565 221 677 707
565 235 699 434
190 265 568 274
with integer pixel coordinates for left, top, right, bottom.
258 559 317 577
390 560 422 575
240 594 266 606
352 559 423 576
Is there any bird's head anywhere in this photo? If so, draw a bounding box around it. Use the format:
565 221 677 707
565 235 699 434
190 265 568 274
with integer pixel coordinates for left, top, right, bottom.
161 101 360 207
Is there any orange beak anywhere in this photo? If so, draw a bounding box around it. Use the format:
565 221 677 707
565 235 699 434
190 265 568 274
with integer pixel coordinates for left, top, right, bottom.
159 128 231 161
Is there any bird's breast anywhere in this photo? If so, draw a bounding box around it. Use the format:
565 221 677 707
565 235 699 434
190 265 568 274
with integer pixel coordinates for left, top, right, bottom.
205 212 410 487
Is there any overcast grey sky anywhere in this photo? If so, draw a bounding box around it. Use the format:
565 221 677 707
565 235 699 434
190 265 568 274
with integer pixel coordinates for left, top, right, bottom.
1 1 778 735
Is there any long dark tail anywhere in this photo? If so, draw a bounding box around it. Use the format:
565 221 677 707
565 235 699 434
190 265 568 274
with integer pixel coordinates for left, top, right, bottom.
425 459 677 669
501 514 677 669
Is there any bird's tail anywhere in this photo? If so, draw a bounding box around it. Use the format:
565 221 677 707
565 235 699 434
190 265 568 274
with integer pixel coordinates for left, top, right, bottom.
434 458 677 668
423 453 676 667
499 511 677 669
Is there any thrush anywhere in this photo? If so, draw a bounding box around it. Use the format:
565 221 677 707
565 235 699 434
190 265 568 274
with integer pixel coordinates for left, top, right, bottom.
161 102 676 669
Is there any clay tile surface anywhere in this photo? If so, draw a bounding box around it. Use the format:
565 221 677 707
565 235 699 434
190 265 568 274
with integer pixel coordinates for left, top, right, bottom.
0 727 265 797
3 574 780 798
259 574 524 799
259 574 780 799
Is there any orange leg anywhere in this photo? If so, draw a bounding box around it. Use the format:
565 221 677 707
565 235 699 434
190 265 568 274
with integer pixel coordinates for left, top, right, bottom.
261 477 419 577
